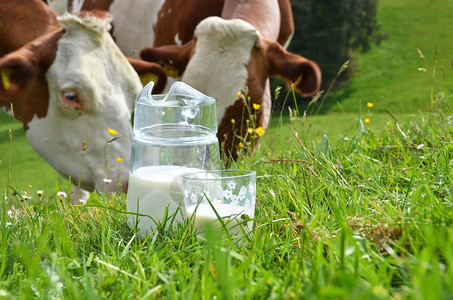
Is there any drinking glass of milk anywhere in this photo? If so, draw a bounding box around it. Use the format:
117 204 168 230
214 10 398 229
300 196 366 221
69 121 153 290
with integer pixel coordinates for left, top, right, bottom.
182 170 256 236
127 81 220 237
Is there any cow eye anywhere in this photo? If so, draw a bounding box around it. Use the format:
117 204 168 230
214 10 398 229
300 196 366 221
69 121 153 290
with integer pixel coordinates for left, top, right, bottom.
64 91 77 101
60 89 83 109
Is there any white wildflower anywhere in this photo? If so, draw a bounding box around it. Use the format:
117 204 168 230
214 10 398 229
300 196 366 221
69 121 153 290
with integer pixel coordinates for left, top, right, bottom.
57 191 67 198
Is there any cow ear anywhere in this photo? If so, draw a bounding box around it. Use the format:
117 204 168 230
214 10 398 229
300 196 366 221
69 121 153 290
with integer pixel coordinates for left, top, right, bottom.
140 40 195 79
0 53 38 103
0 28 63 104
127 57 168 93
266 41 321 97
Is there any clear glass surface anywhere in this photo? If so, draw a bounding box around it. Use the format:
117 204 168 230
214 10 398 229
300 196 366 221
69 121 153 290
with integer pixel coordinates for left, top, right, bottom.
182 170 256 236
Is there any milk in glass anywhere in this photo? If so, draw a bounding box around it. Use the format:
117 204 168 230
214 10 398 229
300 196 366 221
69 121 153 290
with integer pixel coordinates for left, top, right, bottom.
185 203 254 236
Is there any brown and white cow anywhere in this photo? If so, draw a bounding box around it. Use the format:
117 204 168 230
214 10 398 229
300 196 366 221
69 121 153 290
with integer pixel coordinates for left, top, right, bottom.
48 0 321 160
0 1 165 202
142 1 321 159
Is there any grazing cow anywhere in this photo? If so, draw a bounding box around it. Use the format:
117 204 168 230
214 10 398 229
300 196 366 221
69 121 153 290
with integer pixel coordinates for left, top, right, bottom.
48 0 321 160
0 1 165 202
142 1 321 159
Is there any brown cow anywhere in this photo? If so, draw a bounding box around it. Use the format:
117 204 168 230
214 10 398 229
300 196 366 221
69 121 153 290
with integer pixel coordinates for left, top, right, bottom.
0 1 165 202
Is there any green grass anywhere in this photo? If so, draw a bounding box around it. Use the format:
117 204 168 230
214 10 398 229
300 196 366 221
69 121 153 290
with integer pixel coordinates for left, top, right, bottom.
1 0 453 298
0 113 63 196
326 0 453 114
1 102 452 299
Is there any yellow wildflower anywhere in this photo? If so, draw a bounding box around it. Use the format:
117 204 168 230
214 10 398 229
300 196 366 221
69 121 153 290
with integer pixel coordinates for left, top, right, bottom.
231 118 235 124
367 102 374 108
253 103 261 110
238 142 244 148
364 118 371 124
117 157 123 163
236 91 242 98
108 128 118 135
255 127 265 136
247 128 254 134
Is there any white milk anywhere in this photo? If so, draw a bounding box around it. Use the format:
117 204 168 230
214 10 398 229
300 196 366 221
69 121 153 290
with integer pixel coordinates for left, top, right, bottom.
127 165 203 236
185 203 254 236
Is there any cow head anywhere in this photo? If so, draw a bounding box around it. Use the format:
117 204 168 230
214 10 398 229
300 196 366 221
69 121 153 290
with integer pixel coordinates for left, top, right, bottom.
141 16 321 160
0 12 152 199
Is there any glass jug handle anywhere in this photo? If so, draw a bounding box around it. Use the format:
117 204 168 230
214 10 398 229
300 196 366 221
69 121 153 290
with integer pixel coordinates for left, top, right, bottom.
137 81 155 103
167 82 211 104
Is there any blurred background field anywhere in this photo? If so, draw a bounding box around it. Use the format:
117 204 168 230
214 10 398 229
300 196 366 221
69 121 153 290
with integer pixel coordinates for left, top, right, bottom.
327 0 453 113
1 0 452 192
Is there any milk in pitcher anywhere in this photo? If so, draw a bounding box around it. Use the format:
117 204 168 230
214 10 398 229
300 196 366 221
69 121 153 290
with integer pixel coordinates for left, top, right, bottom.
127 165 202 236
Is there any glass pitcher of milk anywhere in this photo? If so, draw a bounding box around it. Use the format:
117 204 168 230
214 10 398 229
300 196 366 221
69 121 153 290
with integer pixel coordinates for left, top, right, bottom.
127 81 220 236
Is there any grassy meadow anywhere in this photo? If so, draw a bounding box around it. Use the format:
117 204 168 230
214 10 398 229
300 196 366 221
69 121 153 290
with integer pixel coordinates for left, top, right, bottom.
325 0 453 114
1 0 453 298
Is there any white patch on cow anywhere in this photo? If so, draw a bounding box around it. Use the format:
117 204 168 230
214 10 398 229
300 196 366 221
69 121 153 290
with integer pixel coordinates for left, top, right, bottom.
261 80 272 131
47 0 70 14
26 13 142 195
109 0 165 59
246 0 280 41
71 0 86 12
174 33 182 46
181 17 258 125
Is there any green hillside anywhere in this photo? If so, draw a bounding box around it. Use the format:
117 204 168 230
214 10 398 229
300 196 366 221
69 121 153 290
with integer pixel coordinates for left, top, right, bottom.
329 0 453 113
